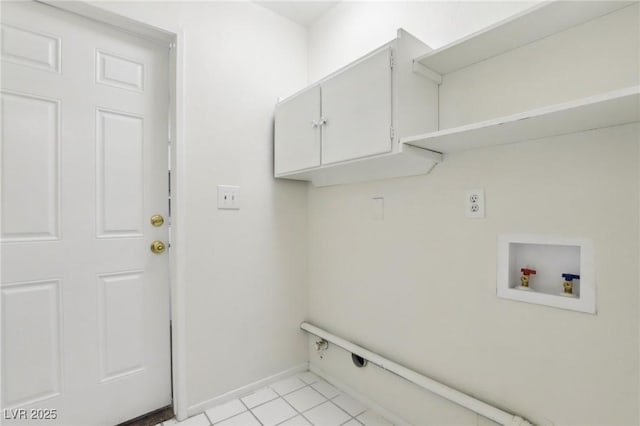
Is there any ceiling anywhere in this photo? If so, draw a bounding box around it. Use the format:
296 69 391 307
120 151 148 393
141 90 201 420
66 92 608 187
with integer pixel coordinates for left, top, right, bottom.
255 1 341 27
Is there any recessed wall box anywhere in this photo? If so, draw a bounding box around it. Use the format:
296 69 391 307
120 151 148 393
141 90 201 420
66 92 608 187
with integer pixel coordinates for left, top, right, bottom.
497 234 595 314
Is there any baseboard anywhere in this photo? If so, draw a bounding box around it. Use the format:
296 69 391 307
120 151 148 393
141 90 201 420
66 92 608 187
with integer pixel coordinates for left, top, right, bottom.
186 363 309 417
309 363 411 426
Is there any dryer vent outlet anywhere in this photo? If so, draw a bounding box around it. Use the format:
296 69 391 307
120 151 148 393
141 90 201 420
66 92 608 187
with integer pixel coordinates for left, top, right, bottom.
351 353 368 368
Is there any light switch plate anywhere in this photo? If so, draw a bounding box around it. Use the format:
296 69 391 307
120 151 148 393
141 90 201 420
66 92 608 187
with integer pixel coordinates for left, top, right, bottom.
218 185 240 209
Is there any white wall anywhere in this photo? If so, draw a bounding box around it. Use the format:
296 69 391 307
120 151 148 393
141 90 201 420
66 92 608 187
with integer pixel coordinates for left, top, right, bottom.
91 1 310 414
84 2 640 423
306 2 639 425
307 1 536 82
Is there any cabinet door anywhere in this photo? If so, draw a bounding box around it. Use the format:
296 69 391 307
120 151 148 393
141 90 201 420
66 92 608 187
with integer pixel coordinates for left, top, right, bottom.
274 86 321 175
321 48 393 165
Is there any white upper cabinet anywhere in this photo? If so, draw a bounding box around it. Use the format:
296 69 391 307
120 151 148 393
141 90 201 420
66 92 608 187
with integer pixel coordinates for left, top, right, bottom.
321 48 392 165
274 85 321 175
275 3 639 185
274 29 441 187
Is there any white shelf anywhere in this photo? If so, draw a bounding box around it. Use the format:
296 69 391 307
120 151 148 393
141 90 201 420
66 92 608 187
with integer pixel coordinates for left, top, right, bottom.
275 145 442 187
414 0 635 75
401 86 640 154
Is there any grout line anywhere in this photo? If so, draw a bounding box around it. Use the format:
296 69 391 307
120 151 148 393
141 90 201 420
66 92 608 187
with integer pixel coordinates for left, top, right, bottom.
278 395 307 424
293 402 318 426
204 399 250 426
202 371 391 426
328 399 357 422
241 389 280 411
298 399 358 426
299 398 330 415
309 367 403 425
264 383 353 425
270 381 309 398
287 383 332 415
239 398 263 426
282 392 302 421
299 411 314 426
309 380 343 400
332 394 367 418
295 372 321 386
251 383 312 411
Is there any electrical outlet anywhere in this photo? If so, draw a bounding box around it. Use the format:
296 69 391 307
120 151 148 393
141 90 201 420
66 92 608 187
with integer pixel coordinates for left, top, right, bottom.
217 185 240 209
465 189 485 218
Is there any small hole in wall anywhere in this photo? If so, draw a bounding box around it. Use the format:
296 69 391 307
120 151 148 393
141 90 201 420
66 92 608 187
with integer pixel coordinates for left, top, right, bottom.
351 353 367 368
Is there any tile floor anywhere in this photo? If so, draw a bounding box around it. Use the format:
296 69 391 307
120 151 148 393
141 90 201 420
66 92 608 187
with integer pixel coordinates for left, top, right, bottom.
160 371 394 426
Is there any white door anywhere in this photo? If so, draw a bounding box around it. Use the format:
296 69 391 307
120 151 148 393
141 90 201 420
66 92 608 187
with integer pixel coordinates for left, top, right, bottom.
1 2 172 424
274 85 321 175
321 47 393 164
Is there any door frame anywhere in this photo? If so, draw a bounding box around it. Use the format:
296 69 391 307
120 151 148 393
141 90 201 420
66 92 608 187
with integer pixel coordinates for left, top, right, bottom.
36 1 189 420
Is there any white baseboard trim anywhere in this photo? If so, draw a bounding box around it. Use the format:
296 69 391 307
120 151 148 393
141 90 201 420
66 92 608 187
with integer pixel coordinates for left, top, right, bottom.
186 362 309 417
309 363 411 426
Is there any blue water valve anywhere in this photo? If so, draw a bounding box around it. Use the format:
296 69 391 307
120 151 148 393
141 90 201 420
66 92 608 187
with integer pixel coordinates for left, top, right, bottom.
562 273 580 295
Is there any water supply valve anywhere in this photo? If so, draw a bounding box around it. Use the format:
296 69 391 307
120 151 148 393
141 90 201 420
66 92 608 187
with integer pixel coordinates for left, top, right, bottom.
315 339 328 359
562 273 580 295
520 268 537 288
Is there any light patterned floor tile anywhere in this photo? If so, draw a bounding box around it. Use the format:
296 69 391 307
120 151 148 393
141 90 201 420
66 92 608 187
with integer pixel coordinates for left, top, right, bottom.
251 397 297 426
163 419 178 426
241 387 279 408
186 372 399 426
270 376 307 396
205 399 246 423
303 401 350 425
177 414 211 426
332 394 367 417
311 380 341 399
215 411 260 426
279 415 312 426
284 386 327 412
356 411 393 426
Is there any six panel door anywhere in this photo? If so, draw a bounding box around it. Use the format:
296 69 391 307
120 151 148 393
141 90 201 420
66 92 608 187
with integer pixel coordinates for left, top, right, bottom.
0 2 172 424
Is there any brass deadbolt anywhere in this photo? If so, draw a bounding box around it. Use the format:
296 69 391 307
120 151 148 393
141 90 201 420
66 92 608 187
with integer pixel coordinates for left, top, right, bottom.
150 240 166 254
150 214 164 227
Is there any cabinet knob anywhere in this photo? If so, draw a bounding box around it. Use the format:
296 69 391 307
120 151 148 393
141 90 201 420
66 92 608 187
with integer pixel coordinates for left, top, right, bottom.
311 118 327 128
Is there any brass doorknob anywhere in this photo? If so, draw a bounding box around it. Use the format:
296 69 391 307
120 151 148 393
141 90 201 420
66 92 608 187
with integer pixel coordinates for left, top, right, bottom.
150 240 166 254
150 214 164 227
